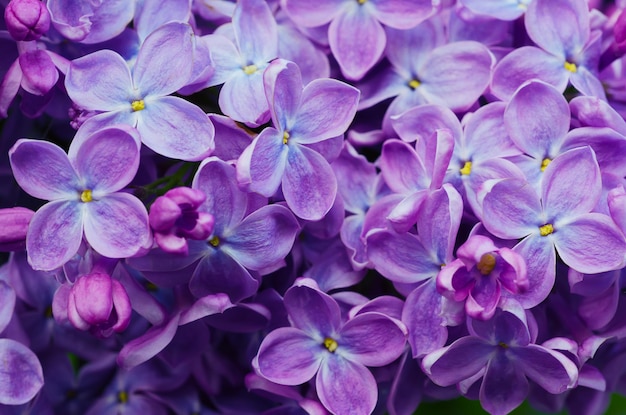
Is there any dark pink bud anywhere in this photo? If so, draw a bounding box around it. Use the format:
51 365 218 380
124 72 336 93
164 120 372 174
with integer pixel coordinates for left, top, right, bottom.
67 273 132 338
149 187 215 255
4 0 51 41
0 207 34 252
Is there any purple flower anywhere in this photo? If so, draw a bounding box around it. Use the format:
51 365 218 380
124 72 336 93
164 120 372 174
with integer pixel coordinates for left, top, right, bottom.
422 310 578 415
0 207 33 252
255 279 407 415
238 59 359 220
0 338 44 405
4 0 51 41
9 125 151 271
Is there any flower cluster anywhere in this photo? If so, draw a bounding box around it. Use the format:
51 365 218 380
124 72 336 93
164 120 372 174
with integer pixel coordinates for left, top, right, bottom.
2 0 626 414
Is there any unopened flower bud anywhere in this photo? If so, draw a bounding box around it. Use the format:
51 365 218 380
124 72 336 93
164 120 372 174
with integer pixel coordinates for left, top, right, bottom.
149 187 215 255
0 207 34 252
4 0 51 41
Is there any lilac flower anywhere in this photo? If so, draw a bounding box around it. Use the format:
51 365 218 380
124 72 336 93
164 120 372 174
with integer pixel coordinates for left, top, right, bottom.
482 147 626 308
65 22 215 161
0 207 33 251
255 279 407 415
283 0 436 80
4 0 51 41
149 187 215 255
422 310 578 415
238 59 359 220
438 234 528 320
9 125 151 271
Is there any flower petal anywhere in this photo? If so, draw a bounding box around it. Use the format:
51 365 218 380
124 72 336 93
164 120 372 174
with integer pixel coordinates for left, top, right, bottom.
233 0 277 63
480 352 528 415
284 282 342 338
0 338 43 405
512 345 578 394
422 337 493 386
248 127 289 197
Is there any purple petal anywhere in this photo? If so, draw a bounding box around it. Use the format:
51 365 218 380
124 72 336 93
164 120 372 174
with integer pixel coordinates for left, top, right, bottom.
282 144 337 221
367 230 439 284
512 345 578 394
179 293 233 325
482 178 542 239
19 49 58 95
0 59 22 118
117 313 181 369
379 139 428 193
219 69 269 126
291 79 360 144
422 336 493 386
263 59 302 131
554 214 626 274
284 282 341 338
0 339 43 405
402 280 448 357
248 128 289 197
542 146 601 220
480 352 528 415
0 281 16 334
491 46 568 100
525 0 589 57
391 104 462 146
194 157 247 234
316 355 377 415
26 200 82 271
233 0 277 62
569 96 626 135
339 312 406 366
563 127 626 177
137 96 215 161
419 41 493 111
134 22 195 96
464 102 521 161
83 193 150 259
283 0 343 27
9 139 80 200
65 49 132 111
369 0 434 29
510 236 556 308
504 80 569 159
328 5 385 81
256 327 323 385
134 0 191 40
71 126 141 194
223 204 299 270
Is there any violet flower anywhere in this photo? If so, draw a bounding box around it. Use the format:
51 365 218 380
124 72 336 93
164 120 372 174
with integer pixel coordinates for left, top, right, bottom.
9 125 151 271
4 0 51 42
254 279 407 415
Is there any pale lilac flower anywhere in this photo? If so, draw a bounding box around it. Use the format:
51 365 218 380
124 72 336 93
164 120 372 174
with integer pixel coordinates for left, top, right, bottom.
9 125 151 271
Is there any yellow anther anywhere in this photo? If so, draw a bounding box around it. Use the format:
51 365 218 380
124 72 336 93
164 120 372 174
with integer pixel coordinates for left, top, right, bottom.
540 158 551 172
118 391 128 404
80 189 93 203
408 79 421 89
283 131 290 145
323 337 338 353
539 223 554 236
460 161 472 176
477 253 496 276
498 342 509 349
131 99 145 112
44 306 53 318
209 235 220 247
243 64 258 75
564 61 577 73
357 0 367 4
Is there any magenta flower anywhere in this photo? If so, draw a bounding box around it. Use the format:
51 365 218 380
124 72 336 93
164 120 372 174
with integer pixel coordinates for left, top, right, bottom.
9 125 151 271
255 279 407 415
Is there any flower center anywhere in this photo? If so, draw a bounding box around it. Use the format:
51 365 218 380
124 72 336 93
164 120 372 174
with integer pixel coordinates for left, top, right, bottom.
460 161 472 176
243 64 257 75
498 342 509 349
564 61 577 73
323 337 338 353
540 158 551 172
357 0 366 4
118 391 128 404
408 79 421 89
477 253 496 275
80 189 93 203
131 99 145 112
283 131 290 145
209 235 220 247
539 223 554 236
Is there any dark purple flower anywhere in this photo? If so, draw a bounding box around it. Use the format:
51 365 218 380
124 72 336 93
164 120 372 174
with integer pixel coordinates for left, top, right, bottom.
4 0 51 41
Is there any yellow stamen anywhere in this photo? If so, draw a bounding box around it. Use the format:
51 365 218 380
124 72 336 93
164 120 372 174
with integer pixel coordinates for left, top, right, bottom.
408 79 421 89
243 64 257 75
283 131 290 145
498 342 508 349
131 99 145 112
564 61 577 73
80 189 93 203
209 235 220 247
323 337 338 353
357 0 366 4
540 158 551 172
539 223 554 236
477 253 496 276
460 161 472 176
44 306 53 318
118 391 128 404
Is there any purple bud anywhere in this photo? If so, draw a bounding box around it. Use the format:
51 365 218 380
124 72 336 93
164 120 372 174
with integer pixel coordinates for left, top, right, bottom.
0 207 34 252
67 273 132 338
149 187 215 255
4 0 51 41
